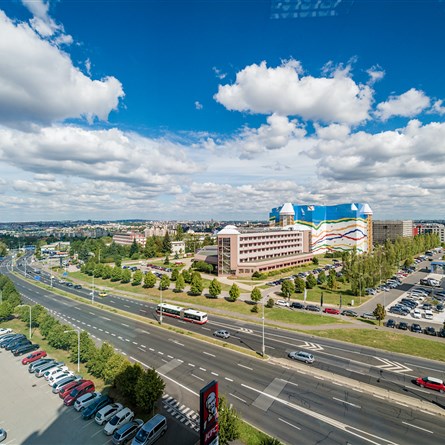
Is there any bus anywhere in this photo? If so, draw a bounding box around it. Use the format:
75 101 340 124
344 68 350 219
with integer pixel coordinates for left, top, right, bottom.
156 303 208 324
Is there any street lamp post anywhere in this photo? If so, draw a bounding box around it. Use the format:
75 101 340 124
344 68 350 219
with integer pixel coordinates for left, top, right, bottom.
92 275 95 304
18 304 32 339
64 328 80 373
159 285 163 324
262 296 265 357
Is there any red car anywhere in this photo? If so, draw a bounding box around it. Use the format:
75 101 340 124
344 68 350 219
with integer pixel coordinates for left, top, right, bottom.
59 379 86 399
21 350 47 365
416 377 445 393
63 380 95 406
323 308 340 315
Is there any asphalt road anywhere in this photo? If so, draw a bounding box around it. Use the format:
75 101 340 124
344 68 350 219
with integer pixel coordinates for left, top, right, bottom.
2 259 445 444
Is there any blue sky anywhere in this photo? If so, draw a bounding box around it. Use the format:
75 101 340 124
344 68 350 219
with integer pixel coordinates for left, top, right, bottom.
1 1 445 222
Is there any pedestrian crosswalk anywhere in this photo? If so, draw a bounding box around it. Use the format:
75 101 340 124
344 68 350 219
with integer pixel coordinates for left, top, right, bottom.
162 394 200 432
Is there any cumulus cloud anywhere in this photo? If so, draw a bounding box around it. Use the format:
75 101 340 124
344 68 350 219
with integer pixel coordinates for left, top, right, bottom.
0 10 124 126
431 99 445 115
0 125 201 187
366 66 385 84
375 88 430 120
214 60 373 125
195 101 203 110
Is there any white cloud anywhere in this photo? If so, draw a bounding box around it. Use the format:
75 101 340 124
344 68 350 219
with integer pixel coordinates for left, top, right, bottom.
0 10 124 126
366 66 385 84
195 101 203 110
212 66 226 80
214 60 373 125
431 99 445 115
375 88 430 120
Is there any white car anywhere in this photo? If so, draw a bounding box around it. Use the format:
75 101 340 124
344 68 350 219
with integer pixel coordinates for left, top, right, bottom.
411 309 422 319
276 300 290 307
48 371 74 386
74 391 101 411
95 403 123 425
0 328 13 336
103 407 134 435
424 310 434 320
44 366 68 381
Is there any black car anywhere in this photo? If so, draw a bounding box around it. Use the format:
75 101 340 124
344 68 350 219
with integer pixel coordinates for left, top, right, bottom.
398 322 409 330
424 326 437 336
291 302 305 309
438 329 445 338
6 338 30 351
305 305 321 312
13 343 39 356
82 395 113 420
341 309 358 317
411 323 422 333
74 284 82 289
386 319 396 328
0 334 24 348
65 282 73 287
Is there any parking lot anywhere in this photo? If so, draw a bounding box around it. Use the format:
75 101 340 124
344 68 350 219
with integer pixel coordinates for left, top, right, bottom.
0 344 198 445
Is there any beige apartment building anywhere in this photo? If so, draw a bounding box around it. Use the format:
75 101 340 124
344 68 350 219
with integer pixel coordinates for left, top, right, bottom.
217 225 312 276
372 220 413 244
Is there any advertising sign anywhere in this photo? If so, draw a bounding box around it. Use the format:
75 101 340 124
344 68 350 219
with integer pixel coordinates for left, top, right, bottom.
200 380 219 445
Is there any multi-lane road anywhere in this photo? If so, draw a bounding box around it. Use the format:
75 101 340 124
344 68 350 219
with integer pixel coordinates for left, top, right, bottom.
2 257 445 444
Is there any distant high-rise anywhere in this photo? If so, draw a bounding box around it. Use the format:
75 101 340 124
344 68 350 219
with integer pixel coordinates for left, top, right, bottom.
269 203 373 254
373 220 414 244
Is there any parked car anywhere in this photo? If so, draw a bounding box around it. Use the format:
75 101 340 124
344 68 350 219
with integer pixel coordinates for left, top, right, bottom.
13 342 40 356
52 375 82 394
0 428 6 443
95 403 124 425
397 322 409 330
305 305 321 312
323 308 340 315
104 407 135 435
131 414 167 445
291 302 305 309
361 312 376 320
288 351 315 364
6 337 30 351
386 319 396 328
74 391 101 412
28 358 54 373
424 310 434 320
48 370 74 386
0 328 13 336
43 365 68 380
438 328 445 338
411 309 421 319
35 362 64 378
275 300 290 307
63 380 95 406
112 419 144 445
415 376 445 393
411 323 422 333
213 330 230 339
424 326 437 336
82 395 113 420
341 309 358 317
58 379 86 398
22 350 47 365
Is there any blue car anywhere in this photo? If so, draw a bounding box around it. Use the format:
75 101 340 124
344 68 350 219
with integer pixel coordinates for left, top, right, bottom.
82 395 113 420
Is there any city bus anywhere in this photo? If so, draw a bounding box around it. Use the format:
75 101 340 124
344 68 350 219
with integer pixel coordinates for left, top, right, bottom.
156 303 208 324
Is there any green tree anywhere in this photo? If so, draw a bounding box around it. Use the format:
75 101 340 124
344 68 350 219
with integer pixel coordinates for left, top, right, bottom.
175 274 185 292
68 330 96 364
164 254 170 265
170 269 179 282
281 280 295 299
159 274 170 290
208 279 221 298
266 298 274 308
312 257 319 265
327 270 337 290
175 224 184 241
87 343 115 378
129 239 139 258
190 273 203 296
182 269 191 284
218 395 240 445
47 323 72 350
373 303 386 326
0 241 7 257
259 438 282 445
294 277 305 293
115 362 144 399
250 287 262 303
134 368 165 412
102 353 130 385
121 268 132 283
144 237 157 258
143 271 156 288
0 302 14 321
102 265 113 280
132 270 143 286
318 270 327 285
162 231 172 254
306 273 317 289
111 266 122 282
228 284 240 302
94 264 104 278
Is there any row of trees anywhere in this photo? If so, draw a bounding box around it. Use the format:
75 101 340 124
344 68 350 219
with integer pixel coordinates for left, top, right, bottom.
0 274 21 320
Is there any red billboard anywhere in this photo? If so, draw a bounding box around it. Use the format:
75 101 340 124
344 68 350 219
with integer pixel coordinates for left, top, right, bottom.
200 380 219 445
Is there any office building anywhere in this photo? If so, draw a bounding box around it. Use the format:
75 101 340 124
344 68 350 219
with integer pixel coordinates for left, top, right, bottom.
373 220 413 244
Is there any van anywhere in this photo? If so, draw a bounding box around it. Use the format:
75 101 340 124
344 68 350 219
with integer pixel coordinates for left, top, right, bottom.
131 414 167 445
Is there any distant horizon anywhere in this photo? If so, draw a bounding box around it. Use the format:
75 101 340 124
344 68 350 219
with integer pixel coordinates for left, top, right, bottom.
1 2 445 220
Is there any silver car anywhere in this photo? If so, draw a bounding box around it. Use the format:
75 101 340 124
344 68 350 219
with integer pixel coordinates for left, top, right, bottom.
213 330 230 339
288 351 314 364
0 428 6 443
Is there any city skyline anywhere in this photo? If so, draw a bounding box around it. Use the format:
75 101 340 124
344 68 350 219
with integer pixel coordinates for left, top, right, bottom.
1 1 445 222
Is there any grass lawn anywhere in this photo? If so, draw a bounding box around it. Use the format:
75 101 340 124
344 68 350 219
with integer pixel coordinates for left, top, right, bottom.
265 308 347 325
307 328 445 362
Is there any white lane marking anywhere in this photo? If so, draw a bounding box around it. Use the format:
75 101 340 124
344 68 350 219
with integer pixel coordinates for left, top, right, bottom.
201 327 210 331
351 388 363 393
238 364 253 371
332 382 343 386
396 402 409 408
167 355 173 359
111 333 116 336
188 363 195 367
137 347 146 352
124 305 131 308
132 341 138 345
278 379 298 388
241 383 398 445
102 317 111 321
203 352 216 357
373 395 385 399
192 374 204 381
110 300 115 303
211 372 219 376
333 397 361 408
88 312 95 315
149 348 154 352
141 345 146 348
121 323 129 327
98 329 103 332
420 410 437 416
279 418 301 430
405 363 444 373
313 376 324 380
225 377 233 382
199 367 206 372
401 422 433 434
229 393 247 404
140 309 146 313
158 351 164 355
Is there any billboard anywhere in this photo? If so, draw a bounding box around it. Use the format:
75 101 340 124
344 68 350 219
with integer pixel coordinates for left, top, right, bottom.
200 380 219 445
